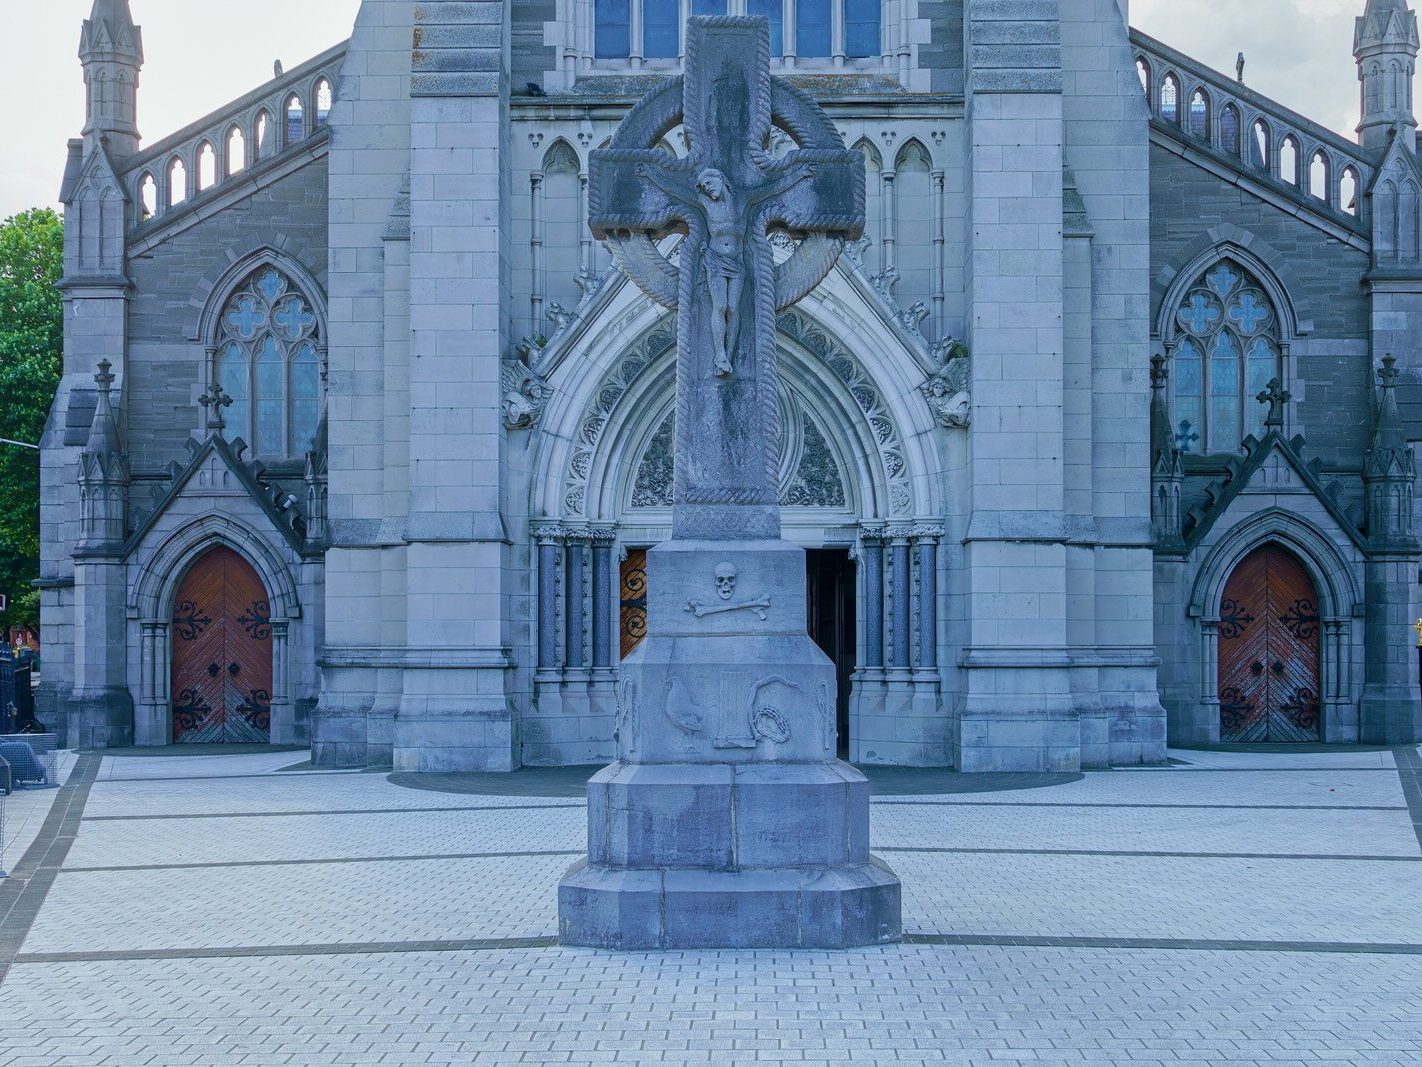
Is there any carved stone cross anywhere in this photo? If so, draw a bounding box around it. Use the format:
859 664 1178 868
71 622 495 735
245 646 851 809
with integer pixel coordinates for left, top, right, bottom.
589 16 864 540
1256 377 1291 430
199 380 234 433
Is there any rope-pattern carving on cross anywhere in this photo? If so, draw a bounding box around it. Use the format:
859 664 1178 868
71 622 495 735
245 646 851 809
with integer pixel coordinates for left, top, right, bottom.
587 16 865 540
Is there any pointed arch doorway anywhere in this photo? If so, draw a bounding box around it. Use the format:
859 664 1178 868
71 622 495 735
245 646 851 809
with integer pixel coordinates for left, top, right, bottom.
1217 545 1322 742
169 546 274 743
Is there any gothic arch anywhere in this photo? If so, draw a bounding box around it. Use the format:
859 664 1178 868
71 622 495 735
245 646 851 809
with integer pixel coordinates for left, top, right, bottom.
531 281 933 523
193 246 328 345
542 138 580 173
1187 508 1360 622
131 513 301 625
1155 235 1301 344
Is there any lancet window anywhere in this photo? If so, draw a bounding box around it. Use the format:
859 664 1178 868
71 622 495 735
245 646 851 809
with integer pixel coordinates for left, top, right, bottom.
213 266 324 458
592 0 880 62
1171 259 1282 454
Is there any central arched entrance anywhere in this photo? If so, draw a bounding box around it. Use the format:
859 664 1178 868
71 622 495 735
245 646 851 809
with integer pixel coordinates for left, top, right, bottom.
1217 544 1322 742
169 546 274 743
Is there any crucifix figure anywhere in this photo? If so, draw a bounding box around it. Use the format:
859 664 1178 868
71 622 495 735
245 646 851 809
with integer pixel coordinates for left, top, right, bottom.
589 17 864 539
635 161 819 376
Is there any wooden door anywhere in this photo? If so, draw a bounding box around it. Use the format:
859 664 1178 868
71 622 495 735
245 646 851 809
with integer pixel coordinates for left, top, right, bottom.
1217 545 1322 742
170 546 273 743
619 549 649 660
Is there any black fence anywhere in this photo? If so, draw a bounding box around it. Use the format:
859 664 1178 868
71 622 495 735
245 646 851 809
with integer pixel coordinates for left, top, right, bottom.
0 652 39 735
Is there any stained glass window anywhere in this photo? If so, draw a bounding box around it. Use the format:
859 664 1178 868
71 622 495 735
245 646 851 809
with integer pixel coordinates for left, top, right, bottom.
1171 258 1281 453
214 265 324 456
644 0 679 58
797 0 832 58
595 0 631 58
748 0 783 55
845 0 879 58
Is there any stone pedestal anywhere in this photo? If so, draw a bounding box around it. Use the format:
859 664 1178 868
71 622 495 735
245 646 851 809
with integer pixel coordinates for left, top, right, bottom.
558 540 901 949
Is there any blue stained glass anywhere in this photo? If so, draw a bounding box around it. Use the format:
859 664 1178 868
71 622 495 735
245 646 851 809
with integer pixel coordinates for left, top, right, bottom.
1247 337 1276 394
692 0 726 11
1205 263 1239 298
1178 292 1221 334
1228 291 1270 334
1210 330 1239 363
643 0 679 58
224 295 266 340
256 335 284 456
291 342 321 452
1211 393 1241 449
595 0 630 58
256 269 286 302
845 0 879 58
749 0 783 56
218 343 249 440
1174 339 1203 396
797 0 831 58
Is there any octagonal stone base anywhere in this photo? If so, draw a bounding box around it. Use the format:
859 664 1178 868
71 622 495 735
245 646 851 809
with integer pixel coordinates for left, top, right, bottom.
558 760 902 949
559 857 901 950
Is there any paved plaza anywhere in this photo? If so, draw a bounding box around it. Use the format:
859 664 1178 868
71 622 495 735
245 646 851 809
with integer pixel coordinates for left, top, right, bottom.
0 747 1419 1064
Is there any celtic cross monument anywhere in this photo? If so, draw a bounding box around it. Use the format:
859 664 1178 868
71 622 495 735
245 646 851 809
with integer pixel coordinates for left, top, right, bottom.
557 16 902 949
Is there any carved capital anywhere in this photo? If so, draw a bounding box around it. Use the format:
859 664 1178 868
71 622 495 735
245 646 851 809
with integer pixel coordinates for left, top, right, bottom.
909 523 944 544
587 525 618 544
530 522 564 544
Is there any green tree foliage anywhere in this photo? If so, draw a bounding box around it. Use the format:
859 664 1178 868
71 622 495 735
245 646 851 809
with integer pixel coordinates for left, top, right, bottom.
0 208 64 631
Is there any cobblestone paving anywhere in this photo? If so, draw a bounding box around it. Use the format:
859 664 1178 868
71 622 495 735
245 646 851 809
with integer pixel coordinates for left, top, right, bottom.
0 748 1420 1065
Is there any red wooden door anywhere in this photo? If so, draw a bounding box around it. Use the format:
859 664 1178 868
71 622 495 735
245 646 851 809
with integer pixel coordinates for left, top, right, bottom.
1217 545 1321 742
170 547 273 743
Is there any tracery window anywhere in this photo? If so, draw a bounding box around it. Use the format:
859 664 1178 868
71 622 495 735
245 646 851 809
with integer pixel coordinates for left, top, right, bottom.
592 0 879 62
213 266 323 458
1171 258 1281 454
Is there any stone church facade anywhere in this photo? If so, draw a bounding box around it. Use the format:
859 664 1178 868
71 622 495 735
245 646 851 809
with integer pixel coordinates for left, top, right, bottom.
40 0 1422 770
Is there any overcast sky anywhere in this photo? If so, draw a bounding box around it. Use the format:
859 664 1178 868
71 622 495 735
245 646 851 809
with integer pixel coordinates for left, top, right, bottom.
0 0 1393 219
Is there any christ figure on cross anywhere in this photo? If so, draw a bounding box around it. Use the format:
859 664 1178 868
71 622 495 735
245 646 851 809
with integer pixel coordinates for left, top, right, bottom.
636 162 819 376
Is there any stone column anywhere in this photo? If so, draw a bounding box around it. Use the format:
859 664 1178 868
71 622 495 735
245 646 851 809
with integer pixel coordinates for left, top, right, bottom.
586 526 618 761
270 621 293 744
861 526 886 670
532 523 565 727
959 0 1076 772
913 525 940 672
888 527 913 673
1200 619 1221 744
314 3 414 767
396 0 518 771
849 524 888 762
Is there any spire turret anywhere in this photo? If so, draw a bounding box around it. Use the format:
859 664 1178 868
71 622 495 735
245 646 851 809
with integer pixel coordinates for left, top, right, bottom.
1150 355 1185 551
1355 0 1420 151
79 0 143 157
78 360 130 550
1364 355 1417 548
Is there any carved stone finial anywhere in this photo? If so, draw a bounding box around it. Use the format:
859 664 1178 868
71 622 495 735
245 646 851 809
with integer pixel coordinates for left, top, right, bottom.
95 359 116 392
1236 52 1246 84
198 380 234 433
1150 353 1169 391
1255 377 1291 430
1379 353 1400 390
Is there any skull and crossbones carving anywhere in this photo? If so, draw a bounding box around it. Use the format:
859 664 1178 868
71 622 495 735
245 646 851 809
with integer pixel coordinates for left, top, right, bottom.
685 562 770 621
714 563 737 601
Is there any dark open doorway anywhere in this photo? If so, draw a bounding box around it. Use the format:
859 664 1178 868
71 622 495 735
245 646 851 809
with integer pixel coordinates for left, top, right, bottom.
806 548 856 757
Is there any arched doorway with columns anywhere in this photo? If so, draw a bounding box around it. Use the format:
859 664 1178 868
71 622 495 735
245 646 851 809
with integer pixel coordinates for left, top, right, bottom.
525 296 947 768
